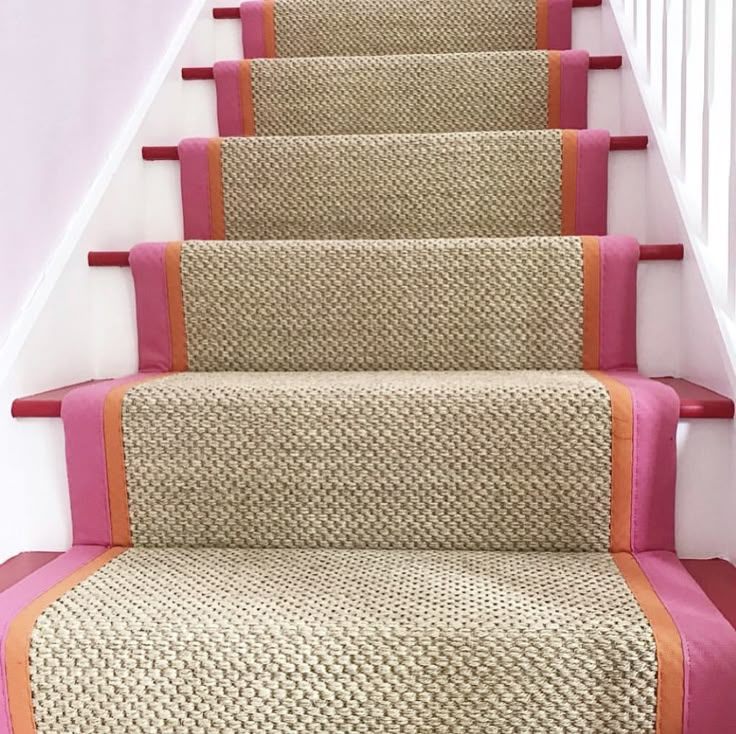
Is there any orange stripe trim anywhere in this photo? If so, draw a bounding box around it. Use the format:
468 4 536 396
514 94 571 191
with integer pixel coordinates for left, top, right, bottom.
614 553 685 734
547 51 561 128
590 371 633 552
238 61 256 136
104 375 163 546
6 547 126 732
536 0 548 49
561 130 578 234
263 0 276 57
104 384 135 547
207 139 225 240
582 236 601 370
165 242 188 371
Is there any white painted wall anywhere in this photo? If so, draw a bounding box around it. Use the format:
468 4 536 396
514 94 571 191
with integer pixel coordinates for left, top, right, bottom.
0 1 236 561
0 2 733 562
0 0 208 353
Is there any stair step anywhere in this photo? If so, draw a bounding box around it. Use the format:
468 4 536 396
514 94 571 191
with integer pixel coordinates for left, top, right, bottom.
128 236 641 373
213 0 586 58
8 545 732 732
682 558 736 632
12 377 731 420
654 377 736 419
210 50 595 136
23 371 678 550
183 50 622 137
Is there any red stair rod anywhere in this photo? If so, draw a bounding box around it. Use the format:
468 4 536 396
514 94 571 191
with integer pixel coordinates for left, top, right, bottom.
142 136 648 160
181 55 622 79
214 0 601 16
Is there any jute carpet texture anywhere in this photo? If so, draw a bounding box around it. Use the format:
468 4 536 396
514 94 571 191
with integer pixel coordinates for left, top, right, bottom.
3 1 736 732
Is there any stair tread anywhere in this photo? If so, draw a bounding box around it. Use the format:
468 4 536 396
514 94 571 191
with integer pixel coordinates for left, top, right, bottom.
225 0 572 59
16 546 734 732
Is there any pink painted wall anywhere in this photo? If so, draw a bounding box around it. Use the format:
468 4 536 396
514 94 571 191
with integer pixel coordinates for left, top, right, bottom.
0 2 198 350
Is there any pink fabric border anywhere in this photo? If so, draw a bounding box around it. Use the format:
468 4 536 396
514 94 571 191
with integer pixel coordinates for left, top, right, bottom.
560 50 588 129
0 545 109 734
214 61 245 137
240 0 267 59
0 554 60 595
61 375 147 546
608 371 679 551
598 236 638 369
178 138 211 240
637 551 736 733
546 0 573 50
576 129 609 235
129 243 173 373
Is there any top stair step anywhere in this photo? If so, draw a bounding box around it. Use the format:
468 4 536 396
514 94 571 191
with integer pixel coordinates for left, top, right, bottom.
213 0 592 58
214 1 602 18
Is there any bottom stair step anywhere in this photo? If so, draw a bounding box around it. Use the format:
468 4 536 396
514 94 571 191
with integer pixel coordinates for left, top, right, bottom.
4 546 736 731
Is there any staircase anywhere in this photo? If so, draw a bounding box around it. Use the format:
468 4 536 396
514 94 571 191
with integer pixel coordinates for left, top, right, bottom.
3 0 736 731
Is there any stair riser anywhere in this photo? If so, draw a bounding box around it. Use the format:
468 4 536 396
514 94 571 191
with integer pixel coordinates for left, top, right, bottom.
180 130 610 241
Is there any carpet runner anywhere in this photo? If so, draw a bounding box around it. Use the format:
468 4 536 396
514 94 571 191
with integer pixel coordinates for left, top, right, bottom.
3 1 736 732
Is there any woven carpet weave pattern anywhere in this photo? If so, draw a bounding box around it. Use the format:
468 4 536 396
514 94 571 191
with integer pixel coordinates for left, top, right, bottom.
220 131 562 240
272 0 538 57
179 237 585 372
29 548 657 733
10 0 724 730
250 51 549 136
120 371 612 550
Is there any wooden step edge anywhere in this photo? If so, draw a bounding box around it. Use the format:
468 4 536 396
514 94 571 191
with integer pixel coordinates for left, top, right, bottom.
11 380 108 418
0 552 63 594
181 55 623 79
681 559 736 634
87 244 684 268
142 135 648 160
652 377 735 419
213 0 601 17
12 377 732 420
